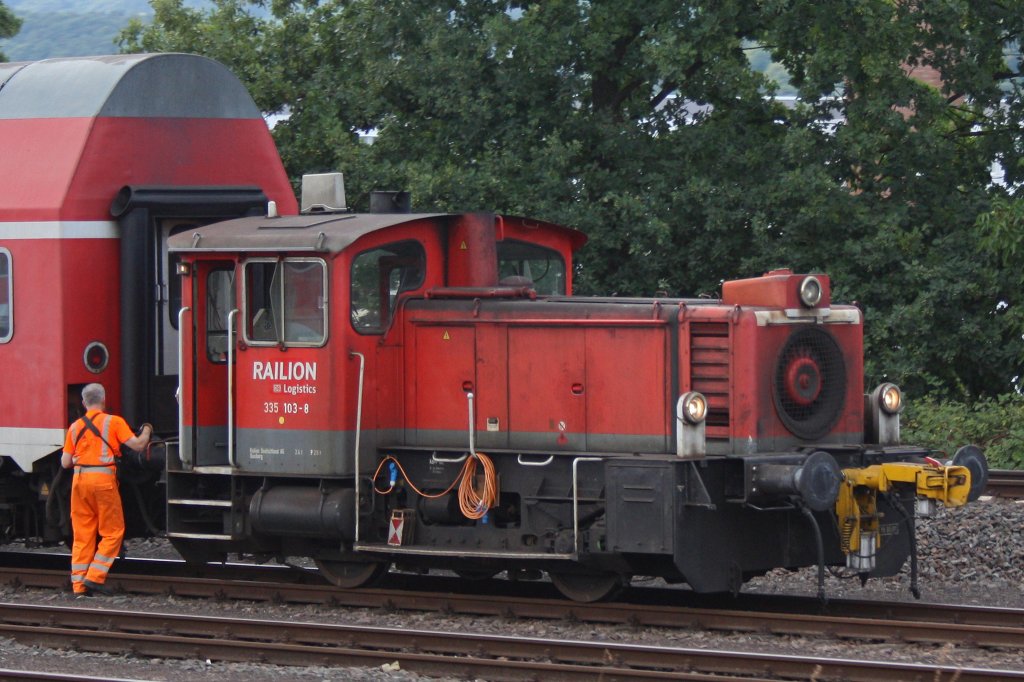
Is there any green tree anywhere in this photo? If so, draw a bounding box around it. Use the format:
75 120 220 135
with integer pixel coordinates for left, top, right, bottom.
120 0 1024 399
0 1 22 61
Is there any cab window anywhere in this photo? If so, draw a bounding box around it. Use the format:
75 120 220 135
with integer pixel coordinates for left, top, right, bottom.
0 249 10 343
351 241 425 333
206 268 235 363
244 258 328 346
497 240 566 295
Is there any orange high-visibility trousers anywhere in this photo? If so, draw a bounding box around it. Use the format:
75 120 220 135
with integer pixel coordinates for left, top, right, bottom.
69 469 124 594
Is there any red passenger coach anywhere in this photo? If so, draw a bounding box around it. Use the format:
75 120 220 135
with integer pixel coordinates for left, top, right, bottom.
0 54 295 541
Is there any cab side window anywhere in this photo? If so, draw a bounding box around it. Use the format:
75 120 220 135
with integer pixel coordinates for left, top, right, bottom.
351 241 425 333
497 240 566 295
206 268 235 363
0 249 11 343
244 258 328 346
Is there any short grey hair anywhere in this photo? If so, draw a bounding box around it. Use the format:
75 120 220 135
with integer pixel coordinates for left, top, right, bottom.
81 383 106 408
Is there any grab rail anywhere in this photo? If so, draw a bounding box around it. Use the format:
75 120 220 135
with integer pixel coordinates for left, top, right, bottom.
517 454 554 467
177 306 191 467
351 351 365 544
431 391 475 464
227 308 238 468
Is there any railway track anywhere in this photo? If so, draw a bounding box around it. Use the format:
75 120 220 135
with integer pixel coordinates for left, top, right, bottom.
987 469 1024 497
2 557 1024 652
0 600 1021 681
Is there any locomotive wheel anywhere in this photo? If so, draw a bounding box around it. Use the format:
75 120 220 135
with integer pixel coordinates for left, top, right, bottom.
549 571 626 602
315 559 389 588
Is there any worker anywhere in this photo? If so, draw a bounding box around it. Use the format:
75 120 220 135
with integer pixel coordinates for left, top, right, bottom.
61 383 152 597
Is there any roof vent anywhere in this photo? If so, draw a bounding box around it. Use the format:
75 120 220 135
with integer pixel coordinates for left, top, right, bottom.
369 190 411 213
300 173 347 213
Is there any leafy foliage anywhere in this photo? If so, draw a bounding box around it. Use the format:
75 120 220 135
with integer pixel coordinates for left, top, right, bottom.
117 0 1023 401
0 1 22 62
903 395 1024 470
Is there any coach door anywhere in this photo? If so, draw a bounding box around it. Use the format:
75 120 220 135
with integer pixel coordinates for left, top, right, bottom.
154 220 203 429
189 260 236 467
112 186 269 433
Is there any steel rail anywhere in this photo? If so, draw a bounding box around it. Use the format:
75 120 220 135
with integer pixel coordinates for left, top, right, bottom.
0 671 130 681
986 469 1024 498
0 602 1020 682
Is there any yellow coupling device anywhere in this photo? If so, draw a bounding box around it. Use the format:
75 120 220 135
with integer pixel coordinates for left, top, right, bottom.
835 462 971 571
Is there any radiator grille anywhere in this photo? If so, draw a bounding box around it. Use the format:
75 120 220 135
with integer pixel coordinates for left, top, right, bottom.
772 327 847 440
690 321 730 440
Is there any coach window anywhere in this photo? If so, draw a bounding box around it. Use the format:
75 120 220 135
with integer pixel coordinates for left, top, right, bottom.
351 241 425 333
0 248 10 343
243 257 328 347
497 240 566 295
206 268 235 363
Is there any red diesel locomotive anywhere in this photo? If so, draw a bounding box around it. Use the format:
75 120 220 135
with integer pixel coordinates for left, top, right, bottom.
0 54 987 601
164 206 986 600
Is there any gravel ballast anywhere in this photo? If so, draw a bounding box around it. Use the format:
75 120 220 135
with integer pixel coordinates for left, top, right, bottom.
0 496 1021 680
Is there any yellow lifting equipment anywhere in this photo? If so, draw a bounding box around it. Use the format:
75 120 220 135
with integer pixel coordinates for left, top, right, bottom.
835 462 971 558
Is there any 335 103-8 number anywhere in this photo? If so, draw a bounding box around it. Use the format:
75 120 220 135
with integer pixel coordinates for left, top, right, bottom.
264 402 310 415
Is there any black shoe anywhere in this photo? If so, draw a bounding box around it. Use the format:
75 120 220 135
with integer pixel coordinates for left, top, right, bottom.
75 591 92 599
83 579 114 596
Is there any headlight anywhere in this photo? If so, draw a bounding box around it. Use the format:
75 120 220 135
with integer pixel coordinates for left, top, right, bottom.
798 276 823 308
681 391 707 424
878 383 902 414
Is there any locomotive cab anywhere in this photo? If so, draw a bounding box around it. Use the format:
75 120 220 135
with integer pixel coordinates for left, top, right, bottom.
167 187 586 574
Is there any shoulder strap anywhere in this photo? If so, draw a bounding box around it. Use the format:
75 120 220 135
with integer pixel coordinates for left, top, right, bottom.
72 415 95 448
75 413 117 453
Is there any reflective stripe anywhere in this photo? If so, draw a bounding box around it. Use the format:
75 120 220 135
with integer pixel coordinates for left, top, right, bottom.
71 563 90 571
68 421 83 465
74 465 115 475
70 575 84 583
94 552 115 564
88 562 111 575
100 415 114 464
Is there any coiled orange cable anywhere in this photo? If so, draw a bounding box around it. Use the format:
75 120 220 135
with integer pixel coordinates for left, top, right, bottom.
373 452 498 520
457 452 498 520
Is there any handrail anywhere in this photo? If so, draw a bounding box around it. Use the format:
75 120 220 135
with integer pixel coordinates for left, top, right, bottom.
517 454 554 466
431 392 475 464
468 391 476 457
431 452 470 463
177 306 191 468
227 308 238 468
350 351 365 545
572 457 602 557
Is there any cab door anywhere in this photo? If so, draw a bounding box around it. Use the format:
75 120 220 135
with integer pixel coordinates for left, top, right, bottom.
189 260 236 467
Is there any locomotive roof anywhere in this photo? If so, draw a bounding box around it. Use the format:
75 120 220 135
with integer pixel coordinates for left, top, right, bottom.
0 53 296 222
0 53 261 119
167 212 586 254
167 212 452 254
